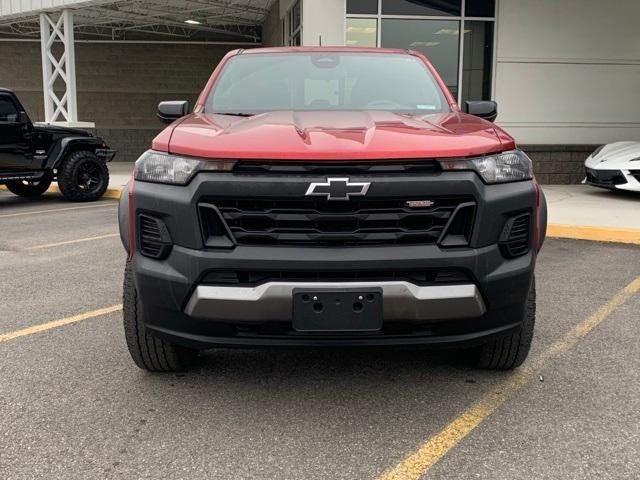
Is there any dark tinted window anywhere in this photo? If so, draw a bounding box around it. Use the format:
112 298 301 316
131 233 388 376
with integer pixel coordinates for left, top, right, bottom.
0 96 18 122
207 53 449 115
465 0 495 17
382 0 461 16
347 0 379 14
461 21 494 103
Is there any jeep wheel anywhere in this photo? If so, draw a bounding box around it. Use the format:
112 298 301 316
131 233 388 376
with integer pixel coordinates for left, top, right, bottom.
470 278 536 370
57 150 109 202
123 260 199 372
5 171 53 197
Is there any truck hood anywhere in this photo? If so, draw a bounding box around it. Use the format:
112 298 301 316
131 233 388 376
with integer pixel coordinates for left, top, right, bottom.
161 111 512 160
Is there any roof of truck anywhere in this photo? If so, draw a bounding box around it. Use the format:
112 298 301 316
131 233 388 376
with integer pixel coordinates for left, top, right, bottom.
236 46 412 55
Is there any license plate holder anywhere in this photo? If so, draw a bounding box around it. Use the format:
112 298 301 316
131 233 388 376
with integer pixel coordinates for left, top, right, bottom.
292 288 383 332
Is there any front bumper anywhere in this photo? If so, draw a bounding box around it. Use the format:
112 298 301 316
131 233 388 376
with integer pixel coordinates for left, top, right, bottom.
124 169 540 349
584 167 640 191
132 241 534 349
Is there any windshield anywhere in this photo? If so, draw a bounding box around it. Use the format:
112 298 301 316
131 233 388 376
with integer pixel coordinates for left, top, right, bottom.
206 52 450 115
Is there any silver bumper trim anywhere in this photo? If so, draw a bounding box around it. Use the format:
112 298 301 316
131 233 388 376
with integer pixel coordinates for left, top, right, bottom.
184 282 486 322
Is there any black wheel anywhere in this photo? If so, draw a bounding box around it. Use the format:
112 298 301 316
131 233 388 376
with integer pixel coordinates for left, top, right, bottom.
57 150 109 202
123 260 199 372
5 171 53 197
470 278 536 370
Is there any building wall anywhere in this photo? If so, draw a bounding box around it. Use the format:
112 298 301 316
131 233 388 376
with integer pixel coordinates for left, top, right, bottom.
301 0 344 46
0 40 240 161
262 0 283 47
278 0 345 47
495 0 640 145
279 0 297 17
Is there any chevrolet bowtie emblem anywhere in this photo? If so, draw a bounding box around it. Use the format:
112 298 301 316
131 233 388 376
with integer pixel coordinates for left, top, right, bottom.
305 177 371 201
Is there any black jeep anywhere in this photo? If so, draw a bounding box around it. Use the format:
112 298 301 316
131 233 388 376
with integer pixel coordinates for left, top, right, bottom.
0 88 115 202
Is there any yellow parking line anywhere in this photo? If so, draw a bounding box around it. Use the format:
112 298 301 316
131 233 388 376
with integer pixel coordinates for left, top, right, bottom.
26 233 119 250
0 201 115 219
547 224 640 245
378 276 640 480
0 304 123 343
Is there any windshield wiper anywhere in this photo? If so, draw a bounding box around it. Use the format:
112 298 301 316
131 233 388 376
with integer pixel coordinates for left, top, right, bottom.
211 112 255 117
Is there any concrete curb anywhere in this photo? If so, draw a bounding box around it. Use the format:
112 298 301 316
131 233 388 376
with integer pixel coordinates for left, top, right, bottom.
48 184 123 200
0 184 121 200
4 184 640 245
546 224 640 245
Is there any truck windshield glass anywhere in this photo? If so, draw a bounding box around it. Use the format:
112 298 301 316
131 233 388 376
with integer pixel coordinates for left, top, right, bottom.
206 53 449 115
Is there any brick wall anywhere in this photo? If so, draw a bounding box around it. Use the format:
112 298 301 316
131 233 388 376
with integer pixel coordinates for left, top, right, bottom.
523 145 597 184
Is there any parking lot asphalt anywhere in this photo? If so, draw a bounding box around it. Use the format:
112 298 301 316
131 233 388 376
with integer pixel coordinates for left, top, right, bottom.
1 190 639 480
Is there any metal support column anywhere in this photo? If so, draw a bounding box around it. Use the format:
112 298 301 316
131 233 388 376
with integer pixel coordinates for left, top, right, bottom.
39 9 78 124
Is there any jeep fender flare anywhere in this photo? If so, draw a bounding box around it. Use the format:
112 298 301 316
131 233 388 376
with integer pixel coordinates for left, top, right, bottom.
46 137 104 170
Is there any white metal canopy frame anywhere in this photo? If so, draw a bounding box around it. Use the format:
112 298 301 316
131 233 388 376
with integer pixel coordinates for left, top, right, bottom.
39 10 80 124
0 0 274 41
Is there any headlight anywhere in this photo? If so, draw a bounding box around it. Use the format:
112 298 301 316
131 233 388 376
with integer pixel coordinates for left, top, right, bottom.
134 151 235 185
439 149 533 184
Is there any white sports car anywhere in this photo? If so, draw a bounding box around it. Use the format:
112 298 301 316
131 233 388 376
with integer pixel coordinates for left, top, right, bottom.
584 141 640 192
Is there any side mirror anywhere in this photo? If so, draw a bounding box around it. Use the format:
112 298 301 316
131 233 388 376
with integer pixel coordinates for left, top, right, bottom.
18 111 30 124
464 101 497 122
157 100 189 124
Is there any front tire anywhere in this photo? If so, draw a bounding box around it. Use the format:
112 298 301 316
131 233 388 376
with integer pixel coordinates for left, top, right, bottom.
57 150 109 202
5 171 53 197
123 260 199 372
471 278 536 370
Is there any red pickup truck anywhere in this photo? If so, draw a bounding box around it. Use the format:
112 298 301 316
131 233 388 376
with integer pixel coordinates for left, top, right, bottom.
118 47 546 372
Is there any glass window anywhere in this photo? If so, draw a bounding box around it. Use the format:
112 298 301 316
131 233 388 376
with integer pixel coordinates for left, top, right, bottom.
291 1 301 32
207 53 449 115
381 19 460 98
381 0 461 16
461 21 494 104
0 96 18 122
347 0 379 15
465 0 495 18
287 0 302 46
346 18 378 47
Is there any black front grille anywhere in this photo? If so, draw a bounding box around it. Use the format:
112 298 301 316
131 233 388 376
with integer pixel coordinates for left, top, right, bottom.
201 269 472 286
501 213 531 258
585 168 627 186
210 196 475 246
630 170 640 182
